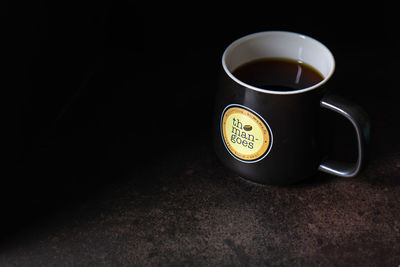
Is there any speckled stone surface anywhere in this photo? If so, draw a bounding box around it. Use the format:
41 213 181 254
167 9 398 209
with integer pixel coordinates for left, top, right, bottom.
1 137 399 266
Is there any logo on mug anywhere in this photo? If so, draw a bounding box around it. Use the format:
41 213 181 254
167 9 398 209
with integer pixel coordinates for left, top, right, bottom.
221 104 273 163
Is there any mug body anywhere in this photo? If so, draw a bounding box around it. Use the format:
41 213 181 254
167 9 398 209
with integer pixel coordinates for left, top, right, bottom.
214 31 335 185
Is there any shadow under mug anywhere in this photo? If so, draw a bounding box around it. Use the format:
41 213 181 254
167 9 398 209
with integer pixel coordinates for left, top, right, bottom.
213 31 370 185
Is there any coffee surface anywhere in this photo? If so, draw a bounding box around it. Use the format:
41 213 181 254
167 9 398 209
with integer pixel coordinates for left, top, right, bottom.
232 58 324 91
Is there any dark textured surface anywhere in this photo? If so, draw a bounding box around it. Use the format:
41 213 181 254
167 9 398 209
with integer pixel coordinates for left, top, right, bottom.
1 139 400 266
5 2 400 266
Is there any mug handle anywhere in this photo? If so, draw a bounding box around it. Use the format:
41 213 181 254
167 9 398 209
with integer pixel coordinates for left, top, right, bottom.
318 94 371 177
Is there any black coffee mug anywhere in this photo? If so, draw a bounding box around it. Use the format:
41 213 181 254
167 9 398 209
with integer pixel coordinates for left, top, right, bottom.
213 31 370 185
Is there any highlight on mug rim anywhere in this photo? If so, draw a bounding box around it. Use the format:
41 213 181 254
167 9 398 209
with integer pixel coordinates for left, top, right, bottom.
222 31 336 95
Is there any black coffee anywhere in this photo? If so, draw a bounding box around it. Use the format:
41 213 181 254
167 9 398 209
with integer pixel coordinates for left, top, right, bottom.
232 58 324 91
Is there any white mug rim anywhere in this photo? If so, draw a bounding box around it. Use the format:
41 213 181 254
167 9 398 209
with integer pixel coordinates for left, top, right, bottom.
222 31 336 95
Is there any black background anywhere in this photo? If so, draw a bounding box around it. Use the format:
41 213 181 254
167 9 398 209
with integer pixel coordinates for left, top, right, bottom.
5 0 399 243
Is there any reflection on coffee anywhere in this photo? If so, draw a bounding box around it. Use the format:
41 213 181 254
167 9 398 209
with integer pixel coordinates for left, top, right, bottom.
232 58 324 91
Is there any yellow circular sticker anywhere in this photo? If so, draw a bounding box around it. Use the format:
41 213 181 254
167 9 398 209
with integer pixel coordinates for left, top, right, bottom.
221 104 272 163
